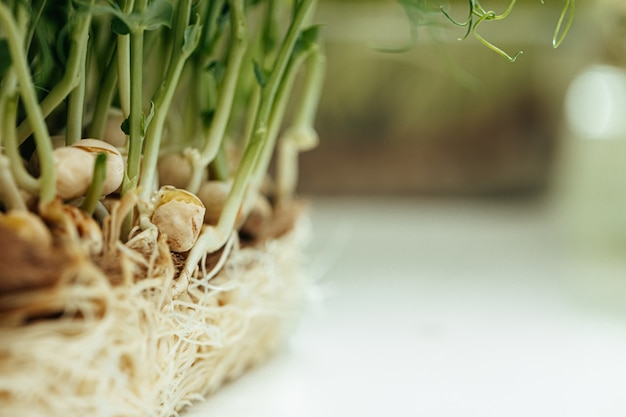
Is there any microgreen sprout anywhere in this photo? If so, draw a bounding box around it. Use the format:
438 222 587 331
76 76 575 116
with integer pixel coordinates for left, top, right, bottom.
0 2 56 206
276 37 325 206
0 154 27 211
81 153 107 215
0 0 326 289
441 0 522 62
185 0 247 195
15 0 96 145
440 0 575 61
552 0 575 48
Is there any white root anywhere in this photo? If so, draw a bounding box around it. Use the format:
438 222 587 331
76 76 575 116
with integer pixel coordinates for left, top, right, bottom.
172 225 229 296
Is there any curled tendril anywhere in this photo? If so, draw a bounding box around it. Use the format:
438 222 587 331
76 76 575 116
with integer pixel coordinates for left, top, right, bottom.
441 0 522 62
553 0 575 48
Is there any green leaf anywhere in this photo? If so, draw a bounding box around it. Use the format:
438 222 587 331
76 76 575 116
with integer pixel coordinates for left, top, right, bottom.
253 61 268 87
217 2 230 30
88 3 133 34
205 60 225 83
201 109 216 128
139 0 174 31
111 16 131 35
142 101 156 135
120 116 130 135
54 23 71 67
122 102 155 137
0 39 12 79
294 24 322 55
400 0 439 27
182 16 202 55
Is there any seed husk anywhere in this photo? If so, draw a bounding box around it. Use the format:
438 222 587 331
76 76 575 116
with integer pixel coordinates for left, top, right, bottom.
151 187 206 253
72 139 124 195
157 152 195 189
0 210 70 294
52 139 124 200
197 181 232 226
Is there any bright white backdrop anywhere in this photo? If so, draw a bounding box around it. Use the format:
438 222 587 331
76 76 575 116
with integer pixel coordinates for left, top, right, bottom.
187 197 626 417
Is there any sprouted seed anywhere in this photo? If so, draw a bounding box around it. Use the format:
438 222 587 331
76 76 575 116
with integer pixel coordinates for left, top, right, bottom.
52 139 123 200
0 0 324 274
151 186 205 253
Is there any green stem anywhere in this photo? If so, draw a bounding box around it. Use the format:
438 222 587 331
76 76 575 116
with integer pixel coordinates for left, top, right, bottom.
241 86 260 150
247 1 317 192
276 141 298 205
170 0 192 60
24 0 48 53
66 44 89 145
197 0 226 64
234 16 264 150
116 0 136 118
117 36 131 118
277 47 325 204
2 77 40 195
244 0 315 164
178 0 317 289
119 0 146 239
183 65 203 145
208 144 230 181
139 0 195 202
121 28 145 197
0 54 12 148
260 0 278 62
87 52 119 139
230 0 315 209
253 49 308 192
552 0 575 48
15 0 95 145
208 0 316 243
187 0 248 194
293 47 325 129
81 153 107 215
0 154 27 211
0 3 55 205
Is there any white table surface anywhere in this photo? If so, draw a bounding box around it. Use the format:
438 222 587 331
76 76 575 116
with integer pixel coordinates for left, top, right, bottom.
186 197 626 417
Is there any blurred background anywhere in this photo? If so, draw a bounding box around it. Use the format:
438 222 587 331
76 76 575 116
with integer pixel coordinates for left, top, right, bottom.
299 0 625 197
292 0 626 258
191 1 626 416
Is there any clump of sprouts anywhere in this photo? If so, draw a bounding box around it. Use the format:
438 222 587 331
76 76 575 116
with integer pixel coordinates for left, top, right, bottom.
0 0 325 287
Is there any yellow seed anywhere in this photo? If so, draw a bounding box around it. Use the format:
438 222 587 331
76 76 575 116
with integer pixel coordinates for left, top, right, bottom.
151 186 205 252
197 181 232 226
0 210 52 248
53 146 95 199
240 194 273 240
53 139 125 199
72 139 124 195
157 152 194 189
